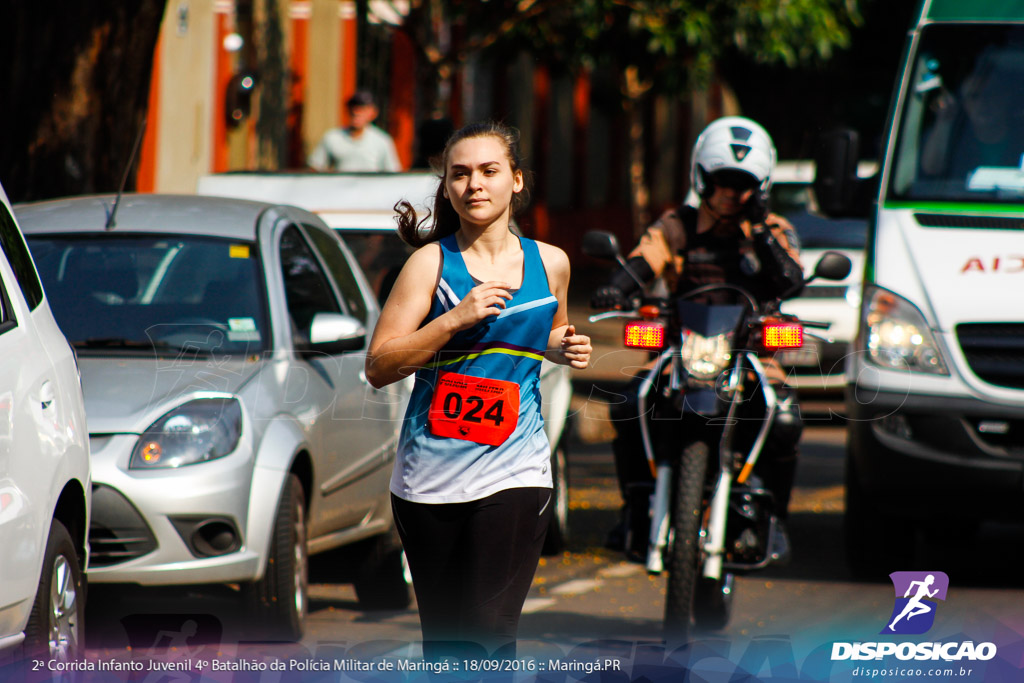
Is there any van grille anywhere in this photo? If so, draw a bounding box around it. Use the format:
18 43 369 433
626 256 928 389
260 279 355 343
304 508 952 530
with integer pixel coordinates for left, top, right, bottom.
956 323 1024 390
915 213 1024 230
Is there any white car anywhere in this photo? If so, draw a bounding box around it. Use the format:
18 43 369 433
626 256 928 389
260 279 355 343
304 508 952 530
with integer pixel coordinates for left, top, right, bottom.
773 161 872 392
0 183 90 663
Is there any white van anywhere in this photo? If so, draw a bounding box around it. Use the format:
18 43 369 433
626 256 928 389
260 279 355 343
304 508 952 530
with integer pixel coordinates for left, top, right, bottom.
817 0 1024 575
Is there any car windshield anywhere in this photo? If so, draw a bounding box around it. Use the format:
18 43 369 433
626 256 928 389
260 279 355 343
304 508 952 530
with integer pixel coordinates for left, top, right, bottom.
27 234 269 356
337 229 413 304
772 183 868 250
889 24 1024 204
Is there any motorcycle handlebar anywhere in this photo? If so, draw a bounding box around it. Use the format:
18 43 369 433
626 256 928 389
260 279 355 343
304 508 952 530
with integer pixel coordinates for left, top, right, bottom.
587 310 640 323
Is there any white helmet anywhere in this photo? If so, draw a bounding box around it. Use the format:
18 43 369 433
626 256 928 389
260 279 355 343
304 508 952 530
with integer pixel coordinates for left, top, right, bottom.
690 116 776 202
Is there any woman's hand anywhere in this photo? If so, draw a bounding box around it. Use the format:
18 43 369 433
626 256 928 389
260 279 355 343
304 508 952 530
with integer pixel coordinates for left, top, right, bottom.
556 324 592 369
449 281 514 331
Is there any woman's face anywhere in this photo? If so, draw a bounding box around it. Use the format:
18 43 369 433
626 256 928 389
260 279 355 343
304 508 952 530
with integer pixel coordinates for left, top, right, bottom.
444 136 523 228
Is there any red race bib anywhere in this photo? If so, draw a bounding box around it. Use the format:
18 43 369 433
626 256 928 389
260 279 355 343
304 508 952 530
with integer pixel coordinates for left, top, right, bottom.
428 372 520 446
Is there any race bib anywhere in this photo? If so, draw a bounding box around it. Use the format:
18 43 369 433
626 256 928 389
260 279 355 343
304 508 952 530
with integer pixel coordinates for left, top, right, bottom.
428 372 520 446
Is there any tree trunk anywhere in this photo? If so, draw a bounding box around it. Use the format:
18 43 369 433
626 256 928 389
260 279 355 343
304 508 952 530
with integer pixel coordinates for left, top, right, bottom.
253 0 288 169
623 66 652 237
0 1 166 202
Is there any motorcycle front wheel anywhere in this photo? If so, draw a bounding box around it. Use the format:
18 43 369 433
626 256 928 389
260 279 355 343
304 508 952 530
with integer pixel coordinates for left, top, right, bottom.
663 438 710 643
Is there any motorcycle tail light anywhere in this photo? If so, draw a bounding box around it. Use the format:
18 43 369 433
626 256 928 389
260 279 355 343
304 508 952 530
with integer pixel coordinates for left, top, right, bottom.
624 320 665 349
762 322 804 349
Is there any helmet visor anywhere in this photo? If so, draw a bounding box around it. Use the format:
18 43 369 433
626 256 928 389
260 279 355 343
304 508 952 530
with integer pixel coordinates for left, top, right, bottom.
709 169 759 192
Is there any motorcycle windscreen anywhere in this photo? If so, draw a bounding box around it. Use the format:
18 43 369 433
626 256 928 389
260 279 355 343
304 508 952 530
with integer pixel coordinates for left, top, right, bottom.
676 301 747 336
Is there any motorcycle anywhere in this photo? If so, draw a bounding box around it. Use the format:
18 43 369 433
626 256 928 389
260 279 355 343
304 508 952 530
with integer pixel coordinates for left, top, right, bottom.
583 230 852 641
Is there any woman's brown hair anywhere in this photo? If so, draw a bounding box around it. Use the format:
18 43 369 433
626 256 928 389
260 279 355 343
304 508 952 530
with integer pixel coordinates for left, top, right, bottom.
394 122 532 247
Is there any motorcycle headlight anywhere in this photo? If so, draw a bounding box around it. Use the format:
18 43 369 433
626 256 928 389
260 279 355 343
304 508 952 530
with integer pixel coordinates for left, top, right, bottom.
130 398 243 469
863 286 948 375
681 332 732 380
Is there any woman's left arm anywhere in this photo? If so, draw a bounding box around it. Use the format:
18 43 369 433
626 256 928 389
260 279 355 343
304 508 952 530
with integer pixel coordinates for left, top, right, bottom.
538 243 592 369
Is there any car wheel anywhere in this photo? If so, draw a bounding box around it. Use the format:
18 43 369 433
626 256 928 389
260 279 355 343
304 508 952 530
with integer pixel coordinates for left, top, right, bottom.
353 537 412 610
245 473 308 641
542 436 570 555
24 519 84 662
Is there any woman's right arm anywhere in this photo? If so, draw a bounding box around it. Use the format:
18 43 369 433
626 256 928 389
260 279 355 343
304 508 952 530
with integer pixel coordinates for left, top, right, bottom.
365 244 513 388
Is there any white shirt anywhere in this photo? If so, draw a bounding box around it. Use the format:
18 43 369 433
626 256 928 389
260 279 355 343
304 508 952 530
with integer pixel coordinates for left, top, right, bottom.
307 124 401 172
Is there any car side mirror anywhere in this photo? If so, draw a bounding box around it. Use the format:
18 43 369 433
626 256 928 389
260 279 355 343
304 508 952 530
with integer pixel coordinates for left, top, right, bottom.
813 251 853 282
582 231 623 261
302 312 366 355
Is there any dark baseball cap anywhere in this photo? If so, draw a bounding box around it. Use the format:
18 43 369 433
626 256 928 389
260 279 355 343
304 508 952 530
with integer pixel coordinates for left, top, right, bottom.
346 91 376 108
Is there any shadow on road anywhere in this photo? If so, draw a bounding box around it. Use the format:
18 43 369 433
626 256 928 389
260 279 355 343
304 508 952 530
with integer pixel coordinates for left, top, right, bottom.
85 584 248 650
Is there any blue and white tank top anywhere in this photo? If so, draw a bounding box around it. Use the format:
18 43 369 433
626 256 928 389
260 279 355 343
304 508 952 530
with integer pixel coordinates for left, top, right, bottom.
391 234 559 503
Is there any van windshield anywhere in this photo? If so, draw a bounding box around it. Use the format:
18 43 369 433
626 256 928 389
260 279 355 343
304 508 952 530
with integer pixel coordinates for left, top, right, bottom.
889 25 1024 203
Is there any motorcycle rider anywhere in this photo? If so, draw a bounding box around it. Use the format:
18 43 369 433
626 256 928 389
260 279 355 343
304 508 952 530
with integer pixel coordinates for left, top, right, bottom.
593 116 805 561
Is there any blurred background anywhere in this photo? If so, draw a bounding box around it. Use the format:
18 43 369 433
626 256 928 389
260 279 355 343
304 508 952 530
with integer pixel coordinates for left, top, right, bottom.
0 0 917 257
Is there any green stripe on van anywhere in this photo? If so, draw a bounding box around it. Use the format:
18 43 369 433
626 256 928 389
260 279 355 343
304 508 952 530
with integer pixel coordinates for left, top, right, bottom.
883 200 1024 214
925 0 1024 22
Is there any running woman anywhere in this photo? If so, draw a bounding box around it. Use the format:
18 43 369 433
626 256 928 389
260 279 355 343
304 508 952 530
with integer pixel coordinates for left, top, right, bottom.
365 122 591 661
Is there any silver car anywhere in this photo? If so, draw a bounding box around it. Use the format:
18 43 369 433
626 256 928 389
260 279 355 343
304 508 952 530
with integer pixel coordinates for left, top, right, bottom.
16 194 411 641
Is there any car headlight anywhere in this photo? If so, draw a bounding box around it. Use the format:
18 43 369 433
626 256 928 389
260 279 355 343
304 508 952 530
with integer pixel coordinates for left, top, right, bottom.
681 332 733 380
863 286 948 375
130 398 243 469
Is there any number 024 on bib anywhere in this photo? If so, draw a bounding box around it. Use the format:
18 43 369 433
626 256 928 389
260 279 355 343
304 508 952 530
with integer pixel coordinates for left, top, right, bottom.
428 372 520 446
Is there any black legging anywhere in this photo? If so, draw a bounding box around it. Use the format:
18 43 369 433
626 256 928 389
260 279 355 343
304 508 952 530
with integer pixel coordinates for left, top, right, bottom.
391 487 552 661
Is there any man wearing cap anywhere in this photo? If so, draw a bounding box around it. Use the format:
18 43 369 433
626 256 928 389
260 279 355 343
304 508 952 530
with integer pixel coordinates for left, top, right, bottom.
308 91 402 172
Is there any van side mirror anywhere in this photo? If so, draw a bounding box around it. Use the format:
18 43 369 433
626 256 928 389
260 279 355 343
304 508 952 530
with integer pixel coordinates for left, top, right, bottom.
814 128 862 217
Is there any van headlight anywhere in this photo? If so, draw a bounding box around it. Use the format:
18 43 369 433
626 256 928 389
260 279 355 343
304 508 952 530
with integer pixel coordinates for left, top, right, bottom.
863 286 948 375
130 398 243 469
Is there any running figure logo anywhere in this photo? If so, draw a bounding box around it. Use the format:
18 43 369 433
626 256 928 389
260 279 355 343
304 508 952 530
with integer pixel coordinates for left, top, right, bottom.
882 571 949 635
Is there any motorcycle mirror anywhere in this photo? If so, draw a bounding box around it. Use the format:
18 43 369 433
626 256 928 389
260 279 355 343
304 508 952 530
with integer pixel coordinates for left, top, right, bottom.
582 231 622 261
813 251 853 281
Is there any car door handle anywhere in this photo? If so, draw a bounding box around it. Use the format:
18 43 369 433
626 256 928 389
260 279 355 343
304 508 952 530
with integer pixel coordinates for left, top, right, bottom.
40 381 55 410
